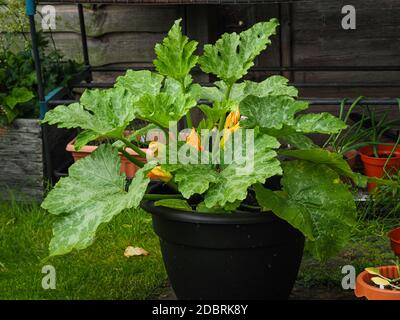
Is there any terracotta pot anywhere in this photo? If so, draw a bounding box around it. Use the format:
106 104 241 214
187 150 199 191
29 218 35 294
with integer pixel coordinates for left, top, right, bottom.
345 149 358 169
389 227 400 257
359 144 400 192
355 266 400 300
66 138 147 178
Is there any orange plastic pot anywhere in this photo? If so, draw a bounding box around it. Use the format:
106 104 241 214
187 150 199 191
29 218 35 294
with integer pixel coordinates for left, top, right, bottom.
359 144 400 192
389 227 400 257
355 266 400 300
66 138 147 178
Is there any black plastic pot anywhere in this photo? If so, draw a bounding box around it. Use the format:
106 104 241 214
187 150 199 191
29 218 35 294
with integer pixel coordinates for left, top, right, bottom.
141 187 305 300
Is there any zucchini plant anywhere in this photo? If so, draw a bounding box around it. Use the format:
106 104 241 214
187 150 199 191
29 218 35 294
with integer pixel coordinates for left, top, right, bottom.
41 18 393 261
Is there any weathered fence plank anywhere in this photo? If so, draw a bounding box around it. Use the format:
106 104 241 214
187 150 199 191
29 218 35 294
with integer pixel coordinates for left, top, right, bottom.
49 31 164 65
0 119 44 202
292 0 400 85
37 4 179 36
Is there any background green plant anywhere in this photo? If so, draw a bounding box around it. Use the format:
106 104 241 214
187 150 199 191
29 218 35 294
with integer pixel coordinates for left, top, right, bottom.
0 0 81 126
0 0 29 50
324 98 400 156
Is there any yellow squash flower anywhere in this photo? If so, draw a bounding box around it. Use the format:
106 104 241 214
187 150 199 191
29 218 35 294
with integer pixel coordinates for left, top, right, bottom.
147 166 172 182
220 110 241 149
220 122 240 148
186 128 203 151
224 110 240 129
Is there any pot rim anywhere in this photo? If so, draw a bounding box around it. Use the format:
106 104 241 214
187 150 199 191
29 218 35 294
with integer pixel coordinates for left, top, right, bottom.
140 199 276 225
355 265 400 299
66 136 147 156
359 144 400 161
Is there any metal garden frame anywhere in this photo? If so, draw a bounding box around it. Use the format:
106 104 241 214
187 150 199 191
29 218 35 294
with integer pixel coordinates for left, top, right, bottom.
26 0 400 180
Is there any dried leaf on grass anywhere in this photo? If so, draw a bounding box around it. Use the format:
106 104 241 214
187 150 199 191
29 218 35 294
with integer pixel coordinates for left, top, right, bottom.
124 246 149 257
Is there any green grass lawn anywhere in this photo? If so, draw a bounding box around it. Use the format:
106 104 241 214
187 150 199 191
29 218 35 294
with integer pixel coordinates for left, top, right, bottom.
0 201 166 299
0 198 398 300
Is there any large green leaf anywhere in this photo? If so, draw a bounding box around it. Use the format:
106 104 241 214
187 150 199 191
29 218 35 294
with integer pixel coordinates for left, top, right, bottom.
41 144 155 256
199 19 279 83
165 164 219 199
74 130 101 151
255 160 357 261
200 85 225 103
254 185 314 240
244 76 298 99
155 199 192 211
240 95 309 130
154 19 198 86
278 131 317 149
262 126 318 149
42 87 136 139
0 104 18 124
200 76 297 104
204 134 282 207
114 70 163 97
293 113 347 134
200 81 244 103
241 95 346 135
4 87 34 109
279 148 368 187
134 91 196 128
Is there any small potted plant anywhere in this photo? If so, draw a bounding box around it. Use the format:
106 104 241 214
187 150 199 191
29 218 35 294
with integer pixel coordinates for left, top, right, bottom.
65 133 147 179
323 97 366 169
356 107 400 191
355 259 400 300
355 227 400 300
41 19 393 300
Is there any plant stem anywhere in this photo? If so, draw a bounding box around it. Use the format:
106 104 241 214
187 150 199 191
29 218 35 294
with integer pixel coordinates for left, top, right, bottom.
368 107 379 157
143 194 184 200
383 134 400 176
119 148 145 168
186 111 193 128
150 119 170 137
218 82 234 131
120 137 147 158
178 79 193 129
